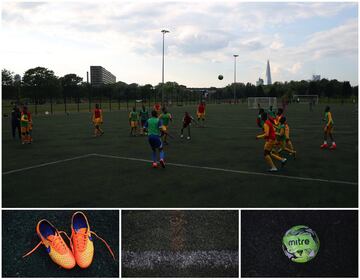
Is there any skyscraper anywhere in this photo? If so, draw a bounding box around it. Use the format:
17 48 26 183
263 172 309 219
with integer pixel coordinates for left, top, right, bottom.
266 60 272 85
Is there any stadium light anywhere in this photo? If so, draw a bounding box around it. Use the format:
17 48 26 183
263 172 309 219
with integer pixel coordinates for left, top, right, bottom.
233 54 239 104
161 29 170 106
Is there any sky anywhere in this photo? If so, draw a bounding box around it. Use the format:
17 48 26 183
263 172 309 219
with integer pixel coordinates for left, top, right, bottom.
1 1 358 87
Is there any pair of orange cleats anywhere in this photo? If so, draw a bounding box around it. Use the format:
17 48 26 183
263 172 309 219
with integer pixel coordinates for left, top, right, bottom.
23 211 115 269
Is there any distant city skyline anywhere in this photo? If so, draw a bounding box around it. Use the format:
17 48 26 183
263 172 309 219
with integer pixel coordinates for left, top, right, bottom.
2 1 358 86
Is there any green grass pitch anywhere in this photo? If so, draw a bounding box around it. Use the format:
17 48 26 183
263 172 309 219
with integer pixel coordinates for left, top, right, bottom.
2 103 358 208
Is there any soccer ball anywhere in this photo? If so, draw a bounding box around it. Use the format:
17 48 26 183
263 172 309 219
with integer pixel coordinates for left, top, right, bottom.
282 225 320 263
218 75 223 80
45 111 49 115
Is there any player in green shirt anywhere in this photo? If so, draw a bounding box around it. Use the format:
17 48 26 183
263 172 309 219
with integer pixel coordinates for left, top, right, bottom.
129 107 139 136
267 105 276 119
144 110 165 168
139 105 149 136
159 107 172 145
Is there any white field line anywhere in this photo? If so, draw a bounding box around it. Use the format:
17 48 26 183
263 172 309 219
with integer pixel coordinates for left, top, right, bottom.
2 154 94 175
122 250 238 269
94 153 358 186
3 153 357 186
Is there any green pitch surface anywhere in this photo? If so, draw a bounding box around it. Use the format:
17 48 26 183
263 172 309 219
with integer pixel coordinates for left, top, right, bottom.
2 103 358 208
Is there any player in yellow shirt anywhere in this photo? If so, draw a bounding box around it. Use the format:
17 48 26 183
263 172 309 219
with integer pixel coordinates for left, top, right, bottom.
256 112 287 172
275 117 296 158
129 107 139 136
159 107 172 144
321 106 336 149
20 106 31 144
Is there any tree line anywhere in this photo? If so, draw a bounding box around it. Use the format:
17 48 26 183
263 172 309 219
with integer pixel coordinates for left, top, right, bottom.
2 67 358 104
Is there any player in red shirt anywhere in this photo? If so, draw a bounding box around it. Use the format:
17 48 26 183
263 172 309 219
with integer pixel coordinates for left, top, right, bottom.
256 112 287 172
154 103 161 117
197 102 206 127
92 104 104 137
180 112 195 140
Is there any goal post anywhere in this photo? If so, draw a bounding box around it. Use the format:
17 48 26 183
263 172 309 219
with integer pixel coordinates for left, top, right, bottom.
293 95 319 104
247 97 277 109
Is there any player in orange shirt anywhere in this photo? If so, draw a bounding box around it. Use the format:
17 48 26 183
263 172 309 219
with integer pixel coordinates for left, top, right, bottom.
256 112 287 172
92 104 104 137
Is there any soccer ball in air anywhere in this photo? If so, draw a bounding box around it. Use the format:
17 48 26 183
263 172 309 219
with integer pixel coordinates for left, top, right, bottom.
218 75 223 80
45 111 49 115
282 225 320 263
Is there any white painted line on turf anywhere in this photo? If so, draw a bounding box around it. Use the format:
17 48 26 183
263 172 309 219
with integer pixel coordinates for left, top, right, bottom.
122 250 238 269
93 153 358 186
2 154 95 175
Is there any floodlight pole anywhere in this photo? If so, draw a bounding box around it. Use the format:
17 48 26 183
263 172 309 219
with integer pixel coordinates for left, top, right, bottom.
233 54 238 104
161 29 170 106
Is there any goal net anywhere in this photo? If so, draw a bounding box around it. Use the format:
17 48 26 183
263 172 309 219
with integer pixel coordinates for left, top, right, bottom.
293 95 319 104
247 97 277 109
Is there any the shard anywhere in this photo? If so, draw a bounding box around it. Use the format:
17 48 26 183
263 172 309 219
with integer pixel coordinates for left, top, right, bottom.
266 60 272 85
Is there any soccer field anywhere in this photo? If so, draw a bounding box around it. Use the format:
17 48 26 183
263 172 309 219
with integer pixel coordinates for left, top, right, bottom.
2 103 358 208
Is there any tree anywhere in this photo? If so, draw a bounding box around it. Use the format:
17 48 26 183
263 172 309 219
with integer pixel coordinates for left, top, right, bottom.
22 67 60 101
2 69 13 86
342 81 352 99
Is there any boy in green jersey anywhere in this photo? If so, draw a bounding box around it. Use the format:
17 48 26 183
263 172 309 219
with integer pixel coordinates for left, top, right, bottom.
144 110 165 168
139 105 149 136
159 107 172 144
129 107 139 136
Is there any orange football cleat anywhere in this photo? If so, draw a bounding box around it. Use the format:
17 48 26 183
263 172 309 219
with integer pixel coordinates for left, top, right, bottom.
71 211 115 269
23 219 76 269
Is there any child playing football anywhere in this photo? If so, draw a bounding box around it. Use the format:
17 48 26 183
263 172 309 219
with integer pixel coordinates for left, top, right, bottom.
139 105 149 135
197 102 206 127
321 106 336 149
256 108 265 129
154 103 162 116
276 117 296 158
159 107 172 144
20 106 31 144
256 112 287 172
92 104 104 137
144 110 166 168
129 107 139 136
180 112 195 140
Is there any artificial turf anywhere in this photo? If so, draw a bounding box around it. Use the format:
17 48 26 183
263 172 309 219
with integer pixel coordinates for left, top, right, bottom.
121 210 239 277
241 210 358 277
2 103 358 208
2 210 119 277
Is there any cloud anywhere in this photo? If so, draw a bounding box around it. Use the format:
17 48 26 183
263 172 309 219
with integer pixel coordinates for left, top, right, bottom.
290 18 358 60
1 1 357 85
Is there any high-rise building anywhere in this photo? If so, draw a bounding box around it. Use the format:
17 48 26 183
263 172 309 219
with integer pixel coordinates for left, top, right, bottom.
256 78 264 86
266 60 272 85
90 66 116 85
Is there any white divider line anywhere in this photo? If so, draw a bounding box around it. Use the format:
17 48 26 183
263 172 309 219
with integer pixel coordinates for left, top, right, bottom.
93 153 357 186
122 250 238 269
2 154 95 175
3 152 357 186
